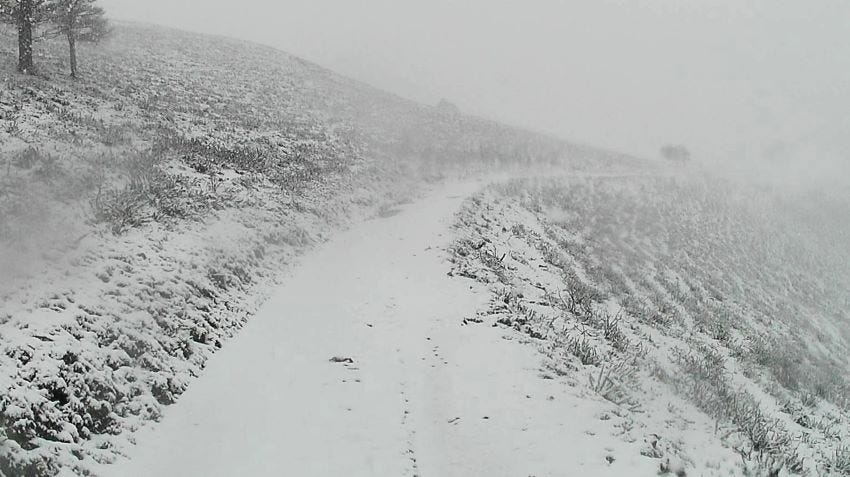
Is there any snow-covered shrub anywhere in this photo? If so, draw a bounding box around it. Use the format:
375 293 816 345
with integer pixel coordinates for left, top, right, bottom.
588 359 639 407
824 445 850 475
567 336 601 366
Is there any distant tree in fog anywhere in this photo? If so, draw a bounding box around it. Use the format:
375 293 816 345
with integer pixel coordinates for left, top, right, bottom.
436 98 460 116
660 144 691 164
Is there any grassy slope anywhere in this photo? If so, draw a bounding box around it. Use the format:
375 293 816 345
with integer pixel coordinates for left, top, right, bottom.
0 22 644 476
450 173 850 475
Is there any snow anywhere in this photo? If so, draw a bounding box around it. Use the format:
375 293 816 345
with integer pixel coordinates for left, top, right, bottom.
98 179 660 477
2 18 847 477
2 20 639 472
444 175 850 476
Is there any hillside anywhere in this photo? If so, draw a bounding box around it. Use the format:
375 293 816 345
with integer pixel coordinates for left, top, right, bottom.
448 174 850 475
0 22 648 476
3 19 848 477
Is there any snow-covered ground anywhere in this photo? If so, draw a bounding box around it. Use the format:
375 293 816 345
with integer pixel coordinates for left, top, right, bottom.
3 21 633 475
3 19 848 477
99 179 669 477
446 175 850 476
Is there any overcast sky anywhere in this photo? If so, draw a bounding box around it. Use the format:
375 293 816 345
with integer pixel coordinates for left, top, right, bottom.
101 0 850 166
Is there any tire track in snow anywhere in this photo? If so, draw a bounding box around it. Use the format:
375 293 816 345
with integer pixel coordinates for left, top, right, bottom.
103 176 668 477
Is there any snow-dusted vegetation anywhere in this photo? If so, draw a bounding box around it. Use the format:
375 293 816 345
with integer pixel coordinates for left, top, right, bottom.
0 22 632 475
449 174 850 475
1 7 848 477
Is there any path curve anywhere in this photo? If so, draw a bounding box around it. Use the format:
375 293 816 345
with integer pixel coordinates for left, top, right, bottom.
108 179 658 477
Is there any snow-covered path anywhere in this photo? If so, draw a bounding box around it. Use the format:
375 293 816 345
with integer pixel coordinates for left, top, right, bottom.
108 180 659 477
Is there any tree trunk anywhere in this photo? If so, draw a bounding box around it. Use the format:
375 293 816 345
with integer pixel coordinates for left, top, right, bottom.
67 8 78 78
68 33 77 78
17 0 35 74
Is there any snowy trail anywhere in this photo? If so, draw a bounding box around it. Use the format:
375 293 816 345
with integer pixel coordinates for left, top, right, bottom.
108 179 658 477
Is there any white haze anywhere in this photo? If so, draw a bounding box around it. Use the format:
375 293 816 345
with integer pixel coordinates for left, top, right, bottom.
102 0 850 182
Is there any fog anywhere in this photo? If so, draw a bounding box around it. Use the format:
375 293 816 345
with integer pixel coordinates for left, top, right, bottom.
5 2 850 473
105 0 849 175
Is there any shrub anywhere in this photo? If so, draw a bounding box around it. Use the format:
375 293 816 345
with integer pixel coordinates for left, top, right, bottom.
567 336 600 366
13 146 43 169
89 152 199 233
824 445 850 475
597 310 630 352
558 273 599 317
659 144 691 164
90 186 149 234
589 358 639 408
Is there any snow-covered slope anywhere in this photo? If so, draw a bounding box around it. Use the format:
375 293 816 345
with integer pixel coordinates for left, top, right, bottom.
102 180 676 477
448 174 850 476
10 17 845 477
99 170 850 477
0 22 647 476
